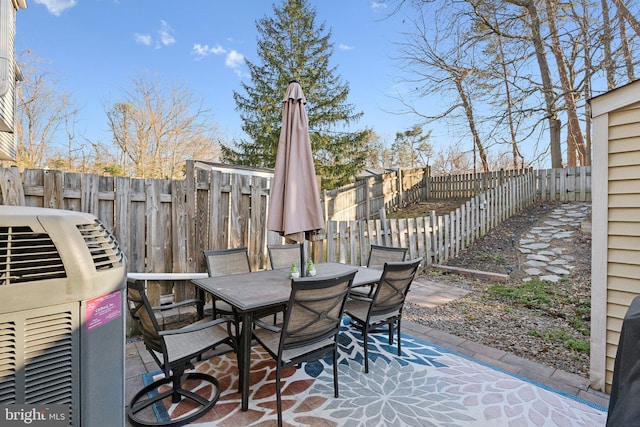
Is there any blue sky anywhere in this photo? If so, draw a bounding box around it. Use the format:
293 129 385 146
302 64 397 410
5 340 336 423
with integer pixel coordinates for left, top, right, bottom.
16 0 423 151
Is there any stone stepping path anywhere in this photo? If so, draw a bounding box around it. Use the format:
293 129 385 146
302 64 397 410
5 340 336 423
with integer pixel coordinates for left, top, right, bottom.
518 202 591 283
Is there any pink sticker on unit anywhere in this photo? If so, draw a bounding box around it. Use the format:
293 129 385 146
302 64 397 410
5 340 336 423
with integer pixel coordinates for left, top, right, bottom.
86 290 122 331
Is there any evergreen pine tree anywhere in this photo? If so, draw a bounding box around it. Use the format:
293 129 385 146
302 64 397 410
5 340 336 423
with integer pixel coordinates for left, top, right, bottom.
221 0 370 190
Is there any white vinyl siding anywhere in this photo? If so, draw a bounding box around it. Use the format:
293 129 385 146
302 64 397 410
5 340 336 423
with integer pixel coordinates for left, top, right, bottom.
590 83 640 394
605 100 640 392
0 0 17 160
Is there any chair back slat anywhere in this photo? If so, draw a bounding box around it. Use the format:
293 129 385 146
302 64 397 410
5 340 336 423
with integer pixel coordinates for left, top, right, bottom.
281 270 356 349
127 279 164 353
268 243 303 270
367 245 408 269
204 247 251 276
370 258 422 316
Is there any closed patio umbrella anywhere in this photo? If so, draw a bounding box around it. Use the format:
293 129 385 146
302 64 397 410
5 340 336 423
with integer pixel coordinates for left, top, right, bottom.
267 80 325 267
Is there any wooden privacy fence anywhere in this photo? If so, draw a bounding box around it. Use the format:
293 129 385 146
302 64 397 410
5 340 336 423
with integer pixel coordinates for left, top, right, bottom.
323 167 429 221
0 163 274 305
0 162 591 304
324 166 591 223
427 166 591 202
533 166 591 202
428 168 532 198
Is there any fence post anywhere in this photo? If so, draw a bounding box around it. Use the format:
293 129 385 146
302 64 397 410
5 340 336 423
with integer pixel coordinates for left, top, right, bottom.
397 168 403 207
379 207 388 246
365 176 371 219
424 166 431 200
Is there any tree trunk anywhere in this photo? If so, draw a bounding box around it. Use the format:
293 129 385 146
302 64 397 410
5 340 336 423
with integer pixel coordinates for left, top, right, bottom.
611 0 640 37
615 2 636 82
600 0 616 90
506 0 563 167
496 30 524 169
581 0 593 166
544 0 587 166
454 76 489 172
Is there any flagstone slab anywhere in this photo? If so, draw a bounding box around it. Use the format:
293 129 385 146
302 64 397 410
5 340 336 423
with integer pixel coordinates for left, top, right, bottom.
546 266 571 275
520 243 550 250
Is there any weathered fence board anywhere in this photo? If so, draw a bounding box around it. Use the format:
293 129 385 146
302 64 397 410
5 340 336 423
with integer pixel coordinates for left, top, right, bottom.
43 169 63 209
0 166 24 205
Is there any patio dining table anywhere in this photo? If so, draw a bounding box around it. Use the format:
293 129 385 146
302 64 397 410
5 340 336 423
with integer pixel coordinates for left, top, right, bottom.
191 261 383 411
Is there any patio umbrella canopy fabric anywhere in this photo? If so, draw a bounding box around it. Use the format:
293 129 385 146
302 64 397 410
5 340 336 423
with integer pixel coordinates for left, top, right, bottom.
267 80 325 243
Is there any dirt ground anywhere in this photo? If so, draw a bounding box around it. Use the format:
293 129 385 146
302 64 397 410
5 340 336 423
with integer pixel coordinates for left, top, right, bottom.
387 198 474 217
394 198 593 377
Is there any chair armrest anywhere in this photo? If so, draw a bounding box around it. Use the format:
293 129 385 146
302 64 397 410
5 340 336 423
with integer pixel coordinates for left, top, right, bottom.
253 318 281 333
159 316 231 336
152 298 202 312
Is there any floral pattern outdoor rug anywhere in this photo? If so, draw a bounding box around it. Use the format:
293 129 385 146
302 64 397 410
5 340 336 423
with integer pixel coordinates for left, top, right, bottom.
142 319 607 426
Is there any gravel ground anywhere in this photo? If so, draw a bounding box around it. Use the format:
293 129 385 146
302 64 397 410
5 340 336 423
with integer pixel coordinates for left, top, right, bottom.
402 201 592 378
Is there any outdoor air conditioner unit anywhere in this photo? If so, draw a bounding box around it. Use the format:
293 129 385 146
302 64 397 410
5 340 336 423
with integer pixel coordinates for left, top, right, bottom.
0 206 126 426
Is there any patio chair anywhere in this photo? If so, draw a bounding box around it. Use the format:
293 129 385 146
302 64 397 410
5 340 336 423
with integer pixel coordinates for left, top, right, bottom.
126 279 236 427
252 269 357 427
346 258 422 373
151 289 205 329
204 247 283 326
267 242 304 271
366 244 409 269
267 243 305 319
351 244 408 297
203 247 251 322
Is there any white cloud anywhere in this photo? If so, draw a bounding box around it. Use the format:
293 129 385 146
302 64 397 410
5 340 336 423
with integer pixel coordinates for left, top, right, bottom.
339 44 355 51
158 20 176 46
34 0 77 16
134 33 153 46
371 1 387 10
134 21 176 49
192 43 227 58
192 43 245 77
225 50 244 69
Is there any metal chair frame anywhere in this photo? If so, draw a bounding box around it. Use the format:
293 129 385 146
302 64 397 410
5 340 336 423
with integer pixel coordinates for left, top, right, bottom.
202 247 251 321
346 258 422 373
252 270 357 427
351 244 408 298
126 279 236 426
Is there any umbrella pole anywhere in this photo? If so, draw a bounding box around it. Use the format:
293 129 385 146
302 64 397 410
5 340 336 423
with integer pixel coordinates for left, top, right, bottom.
300 242 305 277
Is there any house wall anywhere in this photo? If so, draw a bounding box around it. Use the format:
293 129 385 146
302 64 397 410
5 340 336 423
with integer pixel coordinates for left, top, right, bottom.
590 81 640 393
0 0 24 161
0 0 17 130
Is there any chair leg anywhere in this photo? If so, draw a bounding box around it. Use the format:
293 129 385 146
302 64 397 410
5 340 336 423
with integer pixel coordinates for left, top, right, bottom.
172 368 185 403
212 299 218 319
333 348 339 397
276 364 283 427
397 318 402 356
363 326 370 374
